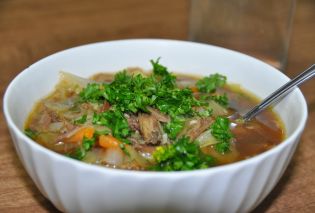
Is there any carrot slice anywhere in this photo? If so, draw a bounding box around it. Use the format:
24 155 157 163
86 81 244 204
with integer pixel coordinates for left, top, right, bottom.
190 87 199 93
66 127 95 143
98 135 120 149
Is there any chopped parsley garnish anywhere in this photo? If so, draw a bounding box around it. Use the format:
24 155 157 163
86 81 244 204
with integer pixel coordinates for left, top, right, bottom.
151 137 215 171
73 114 87 125
24 128 38 139
151 58 176 88
210 116 233 154
195 106 213 117
196 73 227 93
92 110 131 139
200 93 229 108
94 129 111 137
210 94 229 107
68 136 96 160
163 116 185 140
82 137 95 151
79 83 105 103
151 58 169 77
155 87 200 117
119 143 130 156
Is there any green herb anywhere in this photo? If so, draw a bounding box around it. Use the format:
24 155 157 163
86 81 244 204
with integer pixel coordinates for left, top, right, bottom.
194 106 213 117
92 110 131 139
68 136 96 160
151 58 176 88
210 116 233 154
79 83 105 103
155 87 200 117
119 143 130 156
151 137 215 171
196 73 227 93
164 117 185 140
73 114 87 124
120 138 132 145
151 58 169 77
200 93 229 107
103 71 157 113
210 94 229 107
67 147 86 160
82 137 95 151
94 129 111 137
24 128 38 139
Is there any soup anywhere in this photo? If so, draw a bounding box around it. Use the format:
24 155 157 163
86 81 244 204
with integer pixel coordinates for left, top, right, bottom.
24 59 285 171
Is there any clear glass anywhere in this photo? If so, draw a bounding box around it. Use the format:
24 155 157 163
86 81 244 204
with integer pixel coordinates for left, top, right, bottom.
189 0 296 71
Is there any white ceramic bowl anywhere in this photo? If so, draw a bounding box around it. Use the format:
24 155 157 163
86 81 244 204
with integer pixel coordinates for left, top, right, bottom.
3 39 308 213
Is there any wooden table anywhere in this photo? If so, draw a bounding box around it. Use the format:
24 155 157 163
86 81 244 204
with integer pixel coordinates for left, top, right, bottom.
0 0 314 212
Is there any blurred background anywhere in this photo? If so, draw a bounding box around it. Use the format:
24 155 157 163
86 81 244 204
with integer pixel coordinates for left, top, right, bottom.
0 0 314 212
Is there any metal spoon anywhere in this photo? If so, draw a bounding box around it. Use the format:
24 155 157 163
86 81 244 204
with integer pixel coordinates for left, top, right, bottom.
235 64 315 122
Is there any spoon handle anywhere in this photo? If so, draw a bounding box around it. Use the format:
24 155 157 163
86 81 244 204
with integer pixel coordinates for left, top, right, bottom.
242 64 315 121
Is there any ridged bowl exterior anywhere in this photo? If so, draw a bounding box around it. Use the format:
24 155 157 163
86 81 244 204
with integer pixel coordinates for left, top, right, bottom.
4 39 308 213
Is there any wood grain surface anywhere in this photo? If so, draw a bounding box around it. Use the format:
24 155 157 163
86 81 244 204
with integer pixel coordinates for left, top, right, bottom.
0 0 314 212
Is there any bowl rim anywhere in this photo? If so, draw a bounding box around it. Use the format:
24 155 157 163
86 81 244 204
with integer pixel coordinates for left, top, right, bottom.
3 38 308 177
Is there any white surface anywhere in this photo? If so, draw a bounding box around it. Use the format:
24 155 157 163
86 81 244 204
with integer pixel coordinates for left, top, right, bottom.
3 39 308 213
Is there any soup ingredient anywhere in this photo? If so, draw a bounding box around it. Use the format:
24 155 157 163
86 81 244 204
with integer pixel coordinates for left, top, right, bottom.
65 127 94 143
196 73 227 93
92 111 131 139
24 128 38 139
98 135 120 149
151 137 215 171
210 117 233 154
68 136 96 160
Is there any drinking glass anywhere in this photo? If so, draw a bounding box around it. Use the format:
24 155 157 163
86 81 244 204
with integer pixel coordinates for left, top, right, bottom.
189 0 296 71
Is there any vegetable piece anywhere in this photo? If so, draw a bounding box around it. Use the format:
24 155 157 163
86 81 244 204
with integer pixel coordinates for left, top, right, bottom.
155 87 199 117
68 136 96 160
48 122 64 132
98 135 120 149
196 73 227 93
196 129 219 147
73 114 87 125
94 128 111 137
163 117 185 140
151 137 215 171
81 137 96 152
44 100 75 112
79 83 105 103
102 71 157 113
59 71 92 88
190 87 199 93
65 127 95 143
207 100 228 116
124 145 150 168
24 128 38 139
151 58 169 77
177 117 213 140
193 106 213 117
93 110 131 139
210 94 229 107
103 147 125 166
210 116 233 154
